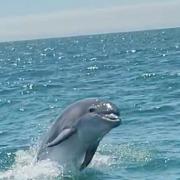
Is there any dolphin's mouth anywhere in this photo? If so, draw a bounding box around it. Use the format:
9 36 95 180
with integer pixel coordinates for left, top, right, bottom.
102 113 120 122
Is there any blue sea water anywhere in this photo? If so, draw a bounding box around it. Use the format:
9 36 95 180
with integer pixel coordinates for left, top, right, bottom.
0 28 180 179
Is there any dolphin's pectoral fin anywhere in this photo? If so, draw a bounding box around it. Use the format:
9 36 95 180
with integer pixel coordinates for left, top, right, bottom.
80 141 99 171
47 128 76 147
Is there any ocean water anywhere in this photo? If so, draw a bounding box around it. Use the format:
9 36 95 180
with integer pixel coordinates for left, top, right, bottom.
0 27 180 180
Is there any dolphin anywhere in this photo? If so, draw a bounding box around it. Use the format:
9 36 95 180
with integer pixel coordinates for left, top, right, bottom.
36 98 121 171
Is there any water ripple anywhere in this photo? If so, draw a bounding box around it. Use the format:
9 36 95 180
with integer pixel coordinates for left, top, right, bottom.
0 28 180 179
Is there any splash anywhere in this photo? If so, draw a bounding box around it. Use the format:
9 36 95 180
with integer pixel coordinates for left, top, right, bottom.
0 148 63 180
99 143 152 167
0 143 153 180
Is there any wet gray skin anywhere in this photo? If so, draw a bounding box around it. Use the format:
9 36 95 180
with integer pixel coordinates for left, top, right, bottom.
37 98 121 171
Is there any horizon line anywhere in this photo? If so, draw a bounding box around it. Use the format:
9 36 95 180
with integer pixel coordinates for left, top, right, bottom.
0 1 180 43
0 26 179 44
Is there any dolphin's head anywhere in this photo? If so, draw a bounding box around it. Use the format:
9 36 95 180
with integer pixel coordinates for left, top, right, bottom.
87 99 121 127
77 98 121 143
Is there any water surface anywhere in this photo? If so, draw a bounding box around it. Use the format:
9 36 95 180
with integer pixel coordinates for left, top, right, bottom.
0 28 180 179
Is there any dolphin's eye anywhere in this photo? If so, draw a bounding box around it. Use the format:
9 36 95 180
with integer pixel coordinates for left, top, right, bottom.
89 107 96 113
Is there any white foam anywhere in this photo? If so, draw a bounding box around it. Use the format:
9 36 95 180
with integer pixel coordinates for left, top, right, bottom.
90 153 113 169
0 148 114 180
0 143 152 179
0 149 63 180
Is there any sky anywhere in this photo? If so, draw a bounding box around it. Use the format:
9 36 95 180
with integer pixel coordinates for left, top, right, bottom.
0 0 180 42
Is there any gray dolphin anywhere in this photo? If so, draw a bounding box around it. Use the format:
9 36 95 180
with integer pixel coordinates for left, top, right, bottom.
37 98 121 171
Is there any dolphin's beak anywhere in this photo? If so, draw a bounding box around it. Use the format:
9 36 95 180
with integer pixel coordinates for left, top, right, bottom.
104 113 119 121
102 113 121 126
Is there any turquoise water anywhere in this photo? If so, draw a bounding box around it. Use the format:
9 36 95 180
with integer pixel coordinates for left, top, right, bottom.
0 28 180 179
